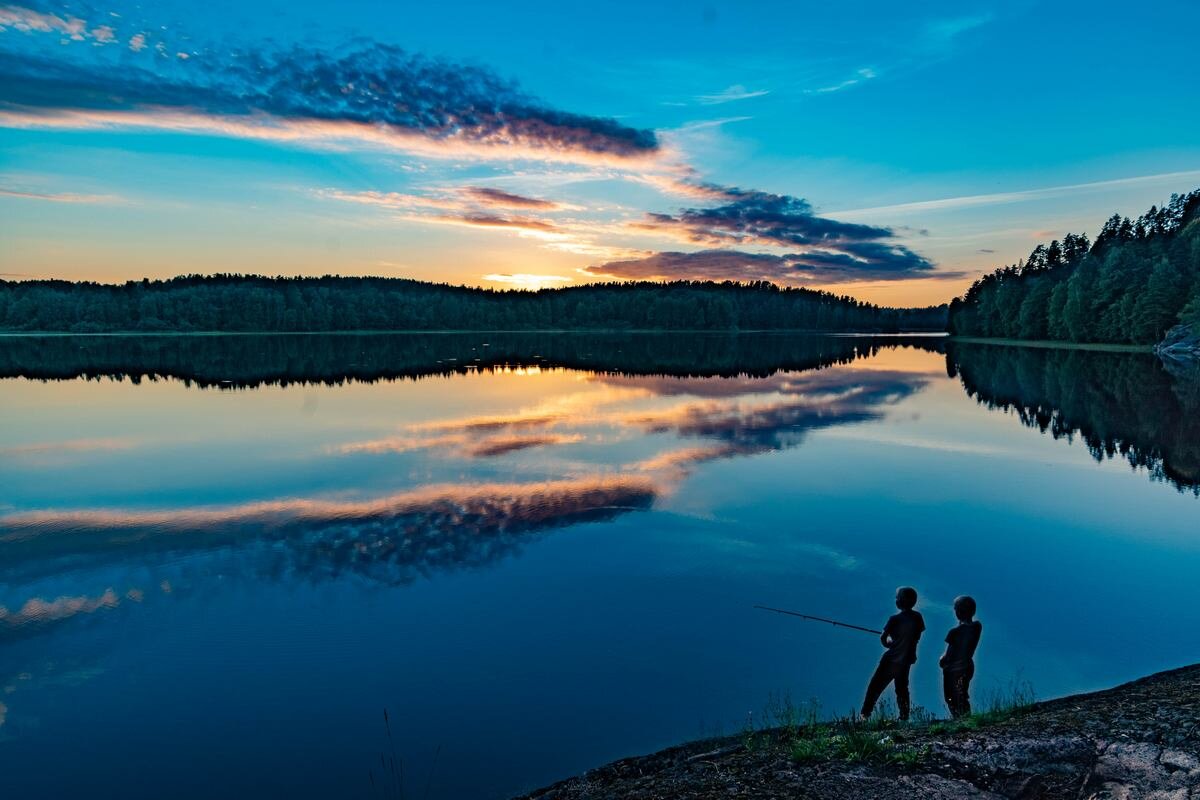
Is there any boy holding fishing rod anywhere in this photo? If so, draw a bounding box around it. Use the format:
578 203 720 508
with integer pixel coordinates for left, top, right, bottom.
860 586 924 721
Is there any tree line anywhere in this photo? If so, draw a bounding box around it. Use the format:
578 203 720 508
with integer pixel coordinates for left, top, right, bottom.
948 190 1200 344
0 277 947 334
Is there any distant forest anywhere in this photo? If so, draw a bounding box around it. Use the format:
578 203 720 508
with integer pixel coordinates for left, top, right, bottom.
948 190 1200 344
0 278 947 334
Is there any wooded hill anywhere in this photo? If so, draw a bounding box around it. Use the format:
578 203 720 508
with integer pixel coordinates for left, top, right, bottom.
948 190 1200 344
0 277 947 334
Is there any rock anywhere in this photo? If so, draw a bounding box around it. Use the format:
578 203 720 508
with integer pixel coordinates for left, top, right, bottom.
513 664 1200 800
1155 324 1200 362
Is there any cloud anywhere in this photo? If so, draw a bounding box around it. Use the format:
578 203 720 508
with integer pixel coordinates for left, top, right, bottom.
631 184 891 246
0 187 119 203
0 5 86 39
809 67 877 94
579 178 940 282
460 186 560 210
583 247 947 284
429 212 563 237
695 85 769 105
925 13 994 44
0 32 660 165
317 188 469 213
89 24 114 44
830 170 1200 220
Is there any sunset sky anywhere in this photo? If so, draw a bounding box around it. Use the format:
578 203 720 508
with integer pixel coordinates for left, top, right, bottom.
2 0 1198 306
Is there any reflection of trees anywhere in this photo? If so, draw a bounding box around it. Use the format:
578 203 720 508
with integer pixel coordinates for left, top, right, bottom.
947 343 1200 495
0 332 944 388
0 478 656 587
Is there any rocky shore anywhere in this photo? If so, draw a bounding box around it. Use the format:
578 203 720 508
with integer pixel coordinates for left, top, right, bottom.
515 664 1200 799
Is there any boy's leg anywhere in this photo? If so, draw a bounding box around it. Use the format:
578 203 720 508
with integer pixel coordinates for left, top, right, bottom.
894 663 911 721
942 669 957 716
944 668 970 717
861 659 894 718
959 664 974 717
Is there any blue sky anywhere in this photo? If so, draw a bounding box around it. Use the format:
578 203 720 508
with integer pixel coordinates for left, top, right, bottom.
1 0 1198 305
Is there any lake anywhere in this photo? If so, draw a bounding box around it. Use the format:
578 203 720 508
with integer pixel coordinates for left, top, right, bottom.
1 333 1197 799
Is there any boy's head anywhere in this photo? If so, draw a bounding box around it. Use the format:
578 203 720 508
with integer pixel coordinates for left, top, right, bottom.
953 595 977 621
894 586 918 610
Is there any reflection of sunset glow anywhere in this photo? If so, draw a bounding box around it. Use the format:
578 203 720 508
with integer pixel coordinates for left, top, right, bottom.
0 589 120 627
1 477 658 540
467 433 585 457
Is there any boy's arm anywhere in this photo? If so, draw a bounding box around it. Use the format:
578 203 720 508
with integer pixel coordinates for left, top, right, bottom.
938 629 951 668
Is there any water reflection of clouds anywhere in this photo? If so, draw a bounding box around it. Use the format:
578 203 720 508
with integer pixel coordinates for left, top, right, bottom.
0 589 123 629
0 437 139 464
2 363 931 591
336 368 926 470
1 477 658 586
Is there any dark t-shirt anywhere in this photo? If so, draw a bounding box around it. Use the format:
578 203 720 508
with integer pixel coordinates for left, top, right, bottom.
942 620 982 671
882 609 925 664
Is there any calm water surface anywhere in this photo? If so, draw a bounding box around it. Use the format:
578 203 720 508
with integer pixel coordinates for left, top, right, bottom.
1 333 1197 799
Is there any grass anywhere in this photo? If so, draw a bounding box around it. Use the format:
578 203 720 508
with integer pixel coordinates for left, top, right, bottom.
927 674 1036 735
740 676 1036 769
738 694 928 768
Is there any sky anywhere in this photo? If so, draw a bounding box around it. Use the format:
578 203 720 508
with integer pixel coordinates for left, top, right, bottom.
1 0 1198 306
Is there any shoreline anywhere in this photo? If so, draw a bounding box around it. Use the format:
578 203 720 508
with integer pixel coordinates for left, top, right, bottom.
514 663 1200 799
0 329 948 337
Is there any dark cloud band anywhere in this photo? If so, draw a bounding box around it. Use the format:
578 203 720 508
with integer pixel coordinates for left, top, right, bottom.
0 38 658 161
585 248 953 283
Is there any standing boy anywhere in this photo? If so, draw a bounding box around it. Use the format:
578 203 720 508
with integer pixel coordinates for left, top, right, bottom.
861 586 924 721
940 595 982 718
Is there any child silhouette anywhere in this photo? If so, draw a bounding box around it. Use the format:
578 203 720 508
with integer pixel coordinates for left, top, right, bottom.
861 586 924 721
940 595 982 718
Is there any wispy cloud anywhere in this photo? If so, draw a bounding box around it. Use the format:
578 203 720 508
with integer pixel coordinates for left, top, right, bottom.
924 13 994 44
319 185 571 214
460 186 562 210
695 84 770 105
0 187 120 204
809 67 877 94
832 169 1200 219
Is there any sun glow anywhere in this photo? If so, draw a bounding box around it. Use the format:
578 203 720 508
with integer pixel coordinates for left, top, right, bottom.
482 273 573 290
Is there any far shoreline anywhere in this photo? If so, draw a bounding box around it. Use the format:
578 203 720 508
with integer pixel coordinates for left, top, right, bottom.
0 328 950 337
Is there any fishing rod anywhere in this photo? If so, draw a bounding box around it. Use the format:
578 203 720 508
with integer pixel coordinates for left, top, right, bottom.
753 605 882 635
